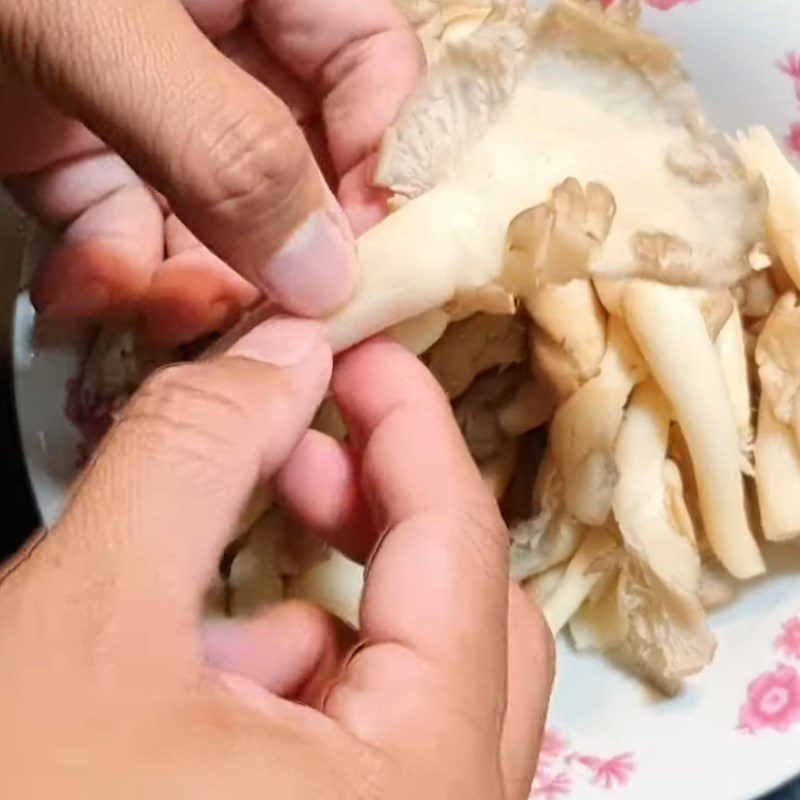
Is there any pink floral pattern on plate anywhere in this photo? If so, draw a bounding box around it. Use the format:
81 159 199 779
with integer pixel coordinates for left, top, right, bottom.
738 665 800 735
777 52 800 159
738 616 800 735
602 0 700 10
775 617 800 660
530 729 636 798
642 0 700 10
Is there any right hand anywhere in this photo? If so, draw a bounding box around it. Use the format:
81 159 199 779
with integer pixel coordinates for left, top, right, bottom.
0 323 554 798
0 0 421 344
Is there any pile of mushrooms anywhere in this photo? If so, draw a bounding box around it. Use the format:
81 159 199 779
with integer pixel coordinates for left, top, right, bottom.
74 0 800 693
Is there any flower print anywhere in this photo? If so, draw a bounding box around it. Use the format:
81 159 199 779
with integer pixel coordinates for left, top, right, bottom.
778 52 800 82
788 122 800 160
577 753 637 789
602 0 700 10
738 664 800 734
777 53 800 105
539 729 569 761
532 772 572 799
531 726 635 797
775 617 800 659
644 0 701 9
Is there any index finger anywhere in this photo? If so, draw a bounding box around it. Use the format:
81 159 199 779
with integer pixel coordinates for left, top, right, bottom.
327 340 510 748
245 0 423 177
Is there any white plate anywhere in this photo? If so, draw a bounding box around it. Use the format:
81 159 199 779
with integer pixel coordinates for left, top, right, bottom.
11 2 800 798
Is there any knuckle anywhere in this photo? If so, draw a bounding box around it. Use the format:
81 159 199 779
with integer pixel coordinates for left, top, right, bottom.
135 361 240 417
0 2 37 69
191 100 312 227
454 502 510 581
119 360 269 474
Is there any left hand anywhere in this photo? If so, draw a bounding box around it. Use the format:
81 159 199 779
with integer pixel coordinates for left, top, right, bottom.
0 0 420 344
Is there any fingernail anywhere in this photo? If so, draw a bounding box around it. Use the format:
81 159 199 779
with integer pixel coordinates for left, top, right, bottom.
39 282 113 320
259 210 358 317
226 315 325 367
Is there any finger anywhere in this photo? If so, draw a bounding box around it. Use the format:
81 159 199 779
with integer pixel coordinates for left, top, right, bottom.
248 0 423 177
48 317 332 665
177 0 248 42
0 74 100 176
8 151 164 321
218 27 313 124
203 600 347 707
275 430 374 563
501 585 555 800
183 7 337 187
0 0 357 317
324 341 510 760
141 215 259 345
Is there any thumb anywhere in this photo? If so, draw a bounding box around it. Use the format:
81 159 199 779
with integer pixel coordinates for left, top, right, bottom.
49 317 331 644
0 0 357 316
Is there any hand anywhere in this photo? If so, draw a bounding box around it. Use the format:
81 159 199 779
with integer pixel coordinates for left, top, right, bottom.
0 318 553 798
0 0 421 344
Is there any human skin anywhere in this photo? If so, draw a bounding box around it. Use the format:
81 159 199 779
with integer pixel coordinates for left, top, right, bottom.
0 0 422 343
0 4 553 794
0 322 554 798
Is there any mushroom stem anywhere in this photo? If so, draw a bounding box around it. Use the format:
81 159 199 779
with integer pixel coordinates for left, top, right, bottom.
613 380 700 591
327 185 502 352
621 280 764 579
543 527 617 634
549 317 646 526
287 552 364 630
714 305 753 472
735 126 800 291
755 394 800 541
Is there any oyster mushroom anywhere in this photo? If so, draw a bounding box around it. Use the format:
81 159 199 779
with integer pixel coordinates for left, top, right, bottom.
529 325 585 403
325 0 764 352
568 575 627 654
616 554 715 687
542 526 617 634
549 316 647 526
755 292 800 434
510 446 586 580
425 312 527 398
621 280 764 579
522 563 567 606
735 126 800 291
613 380 701 591
501 178 617 294
754 296 800 540
227 510 324 618
498 378 555 436
287 551 365 630
523 279 608 380
388 307 451 354
755 396 800 542
714 305 754 472
453 367 522 460
479 437 522 498
444 284 517 320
